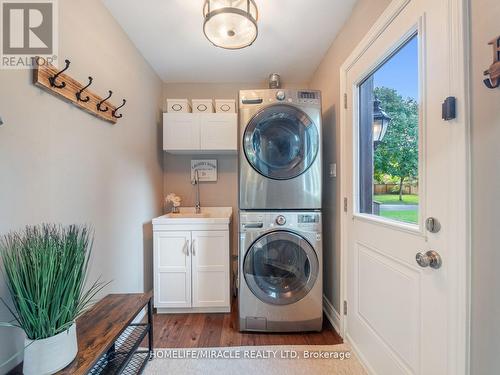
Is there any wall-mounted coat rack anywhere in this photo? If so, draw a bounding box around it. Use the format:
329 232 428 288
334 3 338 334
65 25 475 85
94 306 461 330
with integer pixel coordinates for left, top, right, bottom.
33 57 126 124
484 36 500 89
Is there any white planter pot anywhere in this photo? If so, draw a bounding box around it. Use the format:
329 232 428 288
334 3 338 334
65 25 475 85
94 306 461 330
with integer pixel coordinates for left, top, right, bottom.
23 323 78 375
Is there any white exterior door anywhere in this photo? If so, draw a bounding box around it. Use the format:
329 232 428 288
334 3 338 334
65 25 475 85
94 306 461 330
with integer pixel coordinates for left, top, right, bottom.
154 231 192 308
191 231 230 308
342 1 468 375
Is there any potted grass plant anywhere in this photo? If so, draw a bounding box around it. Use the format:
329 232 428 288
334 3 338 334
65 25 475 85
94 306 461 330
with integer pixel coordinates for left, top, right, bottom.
0 224 108 375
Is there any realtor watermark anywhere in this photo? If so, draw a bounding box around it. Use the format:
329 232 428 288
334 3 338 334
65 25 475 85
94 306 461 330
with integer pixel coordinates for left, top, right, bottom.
151 349 352 361
0 0 58 69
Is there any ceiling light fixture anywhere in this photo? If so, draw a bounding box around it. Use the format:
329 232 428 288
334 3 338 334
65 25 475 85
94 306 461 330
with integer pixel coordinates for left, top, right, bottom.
203 0 258 50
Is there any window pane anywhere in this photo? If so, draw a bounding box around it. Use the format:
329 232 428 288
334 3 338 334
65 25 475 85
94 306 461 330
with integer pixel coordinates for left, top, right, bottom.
358 35 419 225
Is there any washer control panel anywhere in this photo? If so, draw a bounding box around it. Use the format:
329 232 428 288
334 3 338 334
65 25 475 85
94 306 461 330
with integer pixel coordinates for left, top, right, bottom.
240 212 321 232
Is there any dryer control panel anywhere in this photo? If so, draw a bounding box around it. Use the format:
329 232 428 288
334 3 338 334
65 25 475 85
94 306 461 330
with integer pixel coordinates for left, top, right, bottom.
240 89 321 107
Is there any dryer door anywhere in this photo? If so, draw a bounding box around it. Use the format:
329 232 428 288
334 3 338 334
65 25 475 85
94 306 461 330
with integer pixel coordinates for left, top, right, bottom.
243 104 319 180
243 230 318 305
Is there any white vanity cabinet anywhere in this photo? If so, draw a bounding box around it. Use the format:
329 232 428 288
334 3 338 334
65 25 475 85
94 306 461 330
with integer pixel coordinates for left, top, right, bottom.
163 113 237 153
152 208 232 313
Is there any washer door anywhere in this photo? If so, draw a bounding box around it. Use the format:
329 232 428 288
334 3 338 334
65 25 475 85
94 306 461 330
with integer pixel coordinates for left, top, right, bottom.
243 104 319 180
243 231 319 305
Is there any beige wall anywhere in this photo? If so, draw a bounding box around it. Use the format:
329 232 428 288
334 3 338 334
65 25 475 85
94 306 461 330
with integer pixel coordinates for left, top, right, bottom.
162 82 309 260
0 0 163 372
309 0 391 312
470 0 500 373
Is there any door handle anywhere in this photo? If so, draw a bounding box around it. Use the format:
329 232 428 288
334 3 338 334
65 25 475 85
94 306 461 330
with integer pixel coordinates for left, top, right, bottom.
192 239 196 256
185 240 190 256
416 250 442 269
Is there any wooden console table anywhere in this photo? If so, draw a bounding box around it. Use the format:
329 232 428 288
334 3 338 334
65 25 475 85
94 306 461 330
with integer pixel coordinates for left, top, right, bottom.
9 292 153 375
60 292 153 374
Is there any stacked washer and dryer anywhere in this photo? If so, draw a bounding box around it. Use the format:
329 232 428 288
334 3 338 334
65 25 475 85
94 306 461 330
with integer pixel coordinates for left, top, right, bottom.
238 88 323 332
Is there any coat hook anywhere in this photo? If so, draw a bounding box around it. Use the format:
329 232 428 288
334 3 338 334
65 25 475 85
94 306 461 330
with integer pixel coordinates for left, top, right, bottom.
97 90 113 112
484 77 500 89
48 59 70 89
76 77 93 102
112 99 126 119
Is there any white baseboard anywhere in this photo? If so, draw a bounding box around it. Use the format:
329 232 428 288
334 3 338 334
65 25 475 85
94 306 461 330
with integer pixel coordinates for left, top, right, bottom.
156 306 230 314
322 294 341 336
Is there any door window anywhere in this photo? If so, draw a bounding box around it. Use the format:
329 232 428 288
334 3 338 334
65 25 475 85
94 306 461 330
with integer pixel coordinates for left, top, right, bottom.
243 104 319 180
243 231 318 305
357 35 420 225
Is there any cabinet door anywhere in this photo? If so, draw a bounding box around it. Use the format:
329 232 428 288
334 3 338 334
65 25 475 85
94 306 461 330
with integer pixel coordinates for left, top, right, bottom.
154 231 192 308
200 114 237 151
191 231 230 308
163 113 200 151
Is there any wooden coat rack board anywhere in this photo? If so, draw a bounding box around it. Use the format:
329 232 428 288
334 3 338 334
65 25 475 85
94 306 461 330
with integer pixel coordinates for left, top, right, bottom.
33 57 126 124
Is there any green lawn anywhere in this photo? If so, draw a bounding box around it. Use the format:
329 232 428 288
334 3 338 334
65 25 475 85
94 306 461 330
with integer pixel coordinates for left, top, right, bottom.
373 194 419 205
375 194 419 224
380 209 418 224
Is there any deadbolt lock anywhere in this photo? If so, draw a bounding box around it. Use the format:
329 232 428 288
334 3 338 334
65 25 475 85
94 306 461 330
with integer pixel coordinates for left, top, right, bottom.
425 217 441 233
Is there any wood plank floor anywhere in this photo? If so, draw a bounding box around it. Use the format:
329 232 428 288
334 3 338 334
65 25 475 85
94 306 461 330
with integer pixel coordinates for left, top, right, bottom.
151 298 343 348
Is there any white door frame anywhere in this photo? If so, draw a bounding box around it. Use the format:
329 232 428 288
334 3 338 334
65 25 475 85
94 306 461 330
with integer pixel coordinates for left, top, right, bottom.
338 0 470 373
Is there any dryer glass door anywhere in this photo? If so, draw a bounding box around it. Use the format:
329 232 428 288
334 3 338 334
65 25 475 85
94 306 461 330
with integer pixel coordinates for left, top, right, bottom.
243 231 318 305
243 104 319 180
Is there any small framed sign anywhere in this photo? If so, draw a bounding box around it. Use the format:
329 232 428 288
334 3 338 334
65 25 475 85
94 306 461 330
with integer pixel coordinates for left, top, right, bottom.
191 159 217 182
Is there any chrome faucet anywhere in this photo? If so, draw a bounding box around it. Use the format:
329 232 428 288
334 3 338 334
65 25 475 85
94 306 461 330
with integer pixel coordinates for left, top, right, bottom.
192 169 201 214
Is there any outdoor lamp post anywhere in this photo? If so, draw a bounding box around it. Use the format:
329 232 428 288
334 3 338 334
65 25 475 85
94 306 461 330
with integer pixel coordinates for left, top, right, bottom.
373 97 391 147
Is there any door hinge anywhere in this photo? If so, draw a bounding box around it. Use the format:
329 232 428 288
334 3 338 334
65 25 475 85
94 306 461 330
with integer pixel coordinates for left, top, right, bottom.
343 93 348 109
343 300 348 315
442 96 456 120
343 197 348 213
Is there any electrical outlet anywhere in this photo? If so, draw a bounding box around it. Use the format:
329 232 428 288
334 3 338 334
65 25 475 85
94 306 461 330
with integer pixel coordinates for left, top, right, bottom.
329 163 337 178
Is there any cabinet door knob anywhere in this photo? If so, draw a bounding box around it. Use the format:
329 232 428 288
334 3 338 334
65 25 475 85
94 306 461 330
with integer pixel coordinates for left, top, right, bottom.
192 239 196 256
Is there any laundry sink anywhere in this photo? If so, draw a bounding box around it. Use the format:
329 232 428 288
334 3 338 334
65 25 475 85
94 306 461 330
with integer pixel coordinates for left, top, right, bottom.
152 207 233 225
164 212 210 219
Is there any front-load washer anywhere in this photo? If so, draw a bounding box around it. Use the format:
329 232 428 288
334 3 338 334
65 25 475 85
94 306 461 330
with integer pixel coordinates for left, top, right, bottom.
239 89 322 210
239 211 323 332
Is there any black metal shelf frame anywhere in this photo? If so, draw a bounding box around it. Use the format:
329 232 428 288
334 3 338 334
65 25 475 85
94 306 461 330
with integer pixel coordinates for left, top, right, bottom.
89 300 153 375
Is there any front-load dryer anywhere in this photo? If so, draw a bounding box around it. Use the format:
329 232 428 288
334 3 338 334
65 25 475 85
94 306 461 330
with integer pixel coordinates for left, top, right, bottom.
239 211 323 332
239 89 322 210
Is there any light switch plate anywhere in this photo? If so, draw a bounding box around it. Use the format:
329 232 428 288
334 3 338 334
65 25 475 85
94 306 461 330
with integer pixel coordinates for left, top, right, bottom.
329 163 337 178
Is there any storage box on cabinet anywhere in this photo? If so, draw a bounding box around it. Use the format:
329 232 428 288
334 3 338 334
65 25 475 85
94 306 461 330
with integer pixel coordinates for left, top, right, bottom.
215 99 236 113
192 99 214 113
166 99 191 113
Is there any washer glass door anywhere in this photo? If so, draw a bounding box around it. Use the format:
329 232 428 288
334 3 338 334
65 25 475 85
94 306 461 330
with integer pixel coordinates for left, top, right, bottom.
243 104 319 180
243 231 318 305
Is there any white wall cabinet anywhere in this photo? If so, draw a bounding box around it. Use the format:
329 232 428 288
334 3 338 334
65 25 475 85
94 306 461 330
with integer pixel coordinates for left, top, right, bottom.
153 212 231 313
163 113 237 153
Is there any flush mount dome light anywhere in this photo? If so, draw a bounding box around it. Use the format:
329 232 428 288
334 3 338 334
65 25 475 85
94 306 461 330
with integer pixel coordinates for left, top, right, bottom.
203 0 258 50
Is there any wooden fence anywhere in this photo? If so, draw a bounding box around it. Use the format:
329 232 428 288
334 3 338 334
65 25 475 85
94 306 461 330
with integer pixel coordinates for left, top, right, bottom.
374 184 419 195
